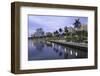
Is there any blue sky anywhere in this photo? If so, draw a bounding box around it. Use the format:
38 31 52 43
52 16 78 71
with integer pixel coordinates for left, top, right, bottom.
28 15 88 37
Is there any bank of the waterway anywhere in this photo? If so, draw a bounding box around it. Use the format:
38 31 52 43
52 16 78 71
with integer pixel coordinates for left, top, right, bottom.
48 40 88 51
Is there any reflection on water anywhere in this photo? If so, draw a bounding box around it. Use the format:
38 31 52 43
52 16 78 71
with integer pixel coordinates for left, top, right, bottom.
28 39 88 61
34 40 44 51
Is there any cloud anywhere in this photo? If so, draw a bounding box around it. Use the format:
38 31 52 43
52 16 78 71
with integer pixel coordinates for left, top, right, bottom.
28 15 88 37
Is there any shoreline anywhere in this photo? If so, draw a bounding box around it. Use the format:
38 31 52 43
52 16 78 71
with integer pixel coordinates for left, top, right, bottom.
49 40 88 51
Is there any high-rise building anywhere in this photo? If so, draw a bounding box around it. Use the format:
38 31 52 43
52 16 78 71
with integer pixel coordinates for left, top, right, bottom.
34 28 45 37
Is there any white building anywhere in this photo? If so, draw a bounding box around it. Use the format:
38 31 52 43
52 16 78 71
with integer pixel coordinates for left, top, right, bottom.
34 28 45 37
68 27 75 33
67 24 87 33
76 24 87 31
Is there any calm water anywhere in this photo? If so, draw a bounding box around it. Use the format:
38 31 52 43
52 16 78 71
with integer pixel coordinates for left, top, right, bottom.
28 39 88 61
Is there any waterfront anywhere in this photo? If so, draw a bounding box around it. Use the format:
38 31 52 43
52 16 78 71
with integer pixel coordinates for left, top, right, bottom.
28 39 88 61
28 15 88 61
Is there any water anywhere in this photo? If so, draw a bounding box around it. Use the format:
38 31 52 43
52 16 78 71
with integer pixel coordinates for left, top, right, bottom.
28 39 88 61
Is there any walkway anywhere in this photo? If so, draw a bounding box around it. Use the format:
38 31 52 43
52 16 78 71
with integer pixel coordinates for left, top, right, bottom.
49 40 88 51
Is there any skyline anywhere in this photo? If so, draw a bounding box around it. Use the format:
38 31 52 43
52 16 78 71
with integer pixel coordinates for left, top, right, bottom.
28 15 88 37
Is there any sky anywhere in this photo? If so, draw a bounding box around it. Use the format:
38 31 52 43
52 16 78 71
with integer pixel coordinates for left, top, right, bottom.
28 15 88 37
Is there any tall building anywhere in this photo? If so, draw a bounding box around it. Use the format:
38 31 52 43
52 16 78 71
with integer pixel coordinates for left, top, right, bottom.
67 24 87 33
76 24 87 31
34 28 45 37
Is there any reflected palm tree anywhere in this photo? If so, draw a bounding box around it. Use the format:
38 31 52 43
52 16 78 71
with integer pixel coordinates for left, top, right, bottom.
64 53 68 59
63 48 68 59
53 47 59 53
59 52 62 56
55 49 59 53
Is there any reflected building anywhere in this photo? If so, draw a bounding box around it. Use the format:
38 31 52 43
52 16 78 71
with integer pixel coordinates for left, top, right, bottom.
33 40 44 51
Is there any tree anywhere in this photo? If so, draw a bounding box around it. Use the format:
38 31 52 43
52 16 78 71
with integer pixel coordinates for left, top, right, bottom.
53 30 59 39
64 26 68 33
55 30 59 37
53 31 56 36
73 18 81 29
59 28 63 39
73 19 82 42
59 28 63 33
46 32 52 37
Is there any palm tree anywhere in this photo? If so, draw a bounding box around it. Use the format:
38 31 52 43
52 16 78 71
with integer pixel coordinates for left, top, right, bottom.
73 18 82 42
59 28 63 33
55 30 59 37
53 30 59 39
59 28 63 39
64 26 68 33
73 18 81 29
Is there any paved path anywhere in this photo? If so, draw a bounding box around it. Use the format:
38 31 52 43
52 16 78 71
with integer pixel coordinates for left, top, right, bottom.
49 40 88 51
